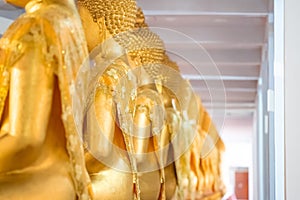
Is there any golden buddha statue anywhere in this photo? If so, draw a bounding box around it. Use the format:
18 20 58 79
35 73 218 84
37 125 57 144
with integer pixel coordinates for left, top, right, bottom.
133 6 226 199
133 8 200 199
198 110 215 195
197 109 226 198
77 1 200 199
0 0 91 199
189 97 206 198
130 7 200 199
77 1 165 199
207 123 226 196
121 29 182 200
135 6 227 199
76 1 139 199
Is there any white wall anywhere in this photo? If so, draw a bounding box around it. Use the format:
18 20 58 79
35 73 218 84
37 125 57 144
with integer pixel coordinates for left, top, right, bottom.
285 0 300 199
220 116 253 199
274 0 285 199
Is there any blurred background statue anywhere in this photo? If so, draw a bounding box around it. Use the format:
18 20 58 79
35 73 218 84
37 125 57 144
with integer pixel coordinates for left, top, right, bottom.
0 0 92 199
134 6 226 200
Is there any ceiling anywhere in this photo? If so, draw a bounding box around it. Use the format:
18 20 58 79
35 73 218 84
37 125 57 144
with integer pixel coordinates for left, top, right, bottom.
137 0 273 120
0 0 273 121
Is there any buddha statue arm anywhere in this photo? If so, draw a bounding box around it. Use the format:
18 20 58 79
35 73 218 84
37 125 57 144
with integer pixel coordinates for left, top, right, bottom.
0 39 54 172
132 88 167 164
85 59 130 168
132 95 152 162
165 107 180 159
133 103 151 160
86 76 116 158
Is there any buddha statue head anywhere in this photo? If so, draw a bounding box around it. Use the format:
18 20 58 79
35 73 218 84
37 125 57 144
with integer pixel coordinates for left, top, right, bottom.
116 28 165 68
134 7 180 74
77 0 137 51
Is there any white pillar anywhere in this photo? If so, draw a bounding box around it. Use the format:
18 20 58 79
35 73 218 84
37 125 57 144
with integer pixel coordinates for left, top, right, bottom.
285 0 300 199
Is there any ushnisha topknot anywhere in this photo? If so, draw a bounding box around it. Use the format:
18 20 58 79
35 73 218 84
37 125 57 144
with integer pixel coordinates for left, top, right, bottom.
77 0 137 36
114 28 166 79
115 28 165 64
134 7 148 28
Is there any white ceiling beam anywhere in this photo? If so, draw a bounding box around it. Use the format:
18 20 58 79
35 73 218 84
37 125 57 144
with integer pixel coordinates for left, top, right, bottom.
193 90 257 108
194 87 257 93
137 0 269 15
179 64 260 77
199 93 256 103
166 48 262 67
144 11 268 17
202 102 256 115
195 90 256 99
150 26 265 46
206 109 255 118
183 75 259 81
189 80 258 89
187 101 256 116
165 42 264 49
202 102 256 108
194 90 256 99
145 15 267 27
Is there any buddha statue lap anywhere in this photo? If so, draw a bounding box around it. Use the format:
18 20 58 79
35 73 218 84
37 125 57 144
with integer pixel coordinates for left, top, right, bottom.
0 0 91 199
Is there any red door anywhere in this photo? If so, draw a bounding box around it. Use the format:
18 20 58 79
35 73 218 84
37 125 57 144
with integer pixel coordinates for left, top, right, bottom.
235 170 248 200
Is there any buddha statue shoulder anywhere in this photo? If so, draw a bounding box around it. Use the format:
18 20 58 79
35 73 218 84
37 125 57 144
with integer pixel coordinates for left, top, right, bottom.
0 0 91 199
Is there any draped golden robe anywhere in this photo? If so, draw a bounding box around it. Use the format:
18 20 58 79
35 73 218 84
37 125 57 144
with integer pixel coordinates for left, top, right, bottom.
0 1 91 199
